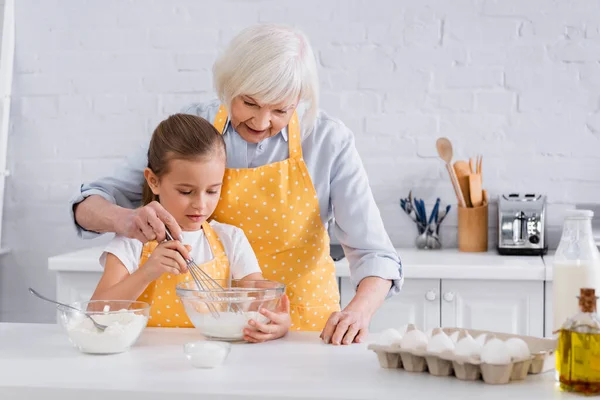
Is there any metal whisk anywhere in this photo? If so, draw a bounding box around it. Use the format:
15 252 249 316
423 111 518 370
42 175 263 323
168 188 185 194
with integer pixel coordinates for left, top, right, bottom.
165 229 242 319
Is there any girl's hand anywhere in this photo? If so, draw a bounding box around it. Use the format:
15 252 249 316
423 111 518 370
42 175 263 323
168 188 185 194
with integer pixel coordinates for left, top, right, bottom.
243 295 291 343
141 241 190 282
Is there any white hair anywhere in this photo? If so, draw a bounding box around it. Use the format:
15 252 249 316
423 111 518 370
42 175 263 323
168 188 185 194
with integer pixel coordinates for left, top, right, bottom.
213 24 320 137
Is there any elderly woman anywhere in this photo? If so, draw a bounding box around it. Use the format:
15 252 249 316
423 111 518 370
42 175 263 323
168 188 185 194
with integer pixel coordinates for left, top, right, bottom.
71 24 403 345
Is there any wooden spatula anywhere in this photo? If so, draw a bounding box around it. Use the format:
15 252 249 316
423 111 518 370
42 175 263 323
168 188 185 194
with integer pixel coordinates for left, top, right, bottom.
453 161 472 208
469 174 483 207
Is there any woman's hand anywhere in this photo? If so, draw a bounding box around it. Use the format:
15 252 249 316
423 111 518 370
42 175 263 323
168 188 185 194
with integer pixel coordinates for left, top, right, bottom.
320 308 370 345
243 295 291 343
141 241 190 282
320 277 392 345
117 201 184 244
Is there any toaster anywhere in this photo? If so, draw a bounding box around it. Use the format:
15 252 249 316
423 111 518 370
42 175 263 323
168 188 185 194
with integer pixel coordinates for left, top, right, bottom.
497 193 547 255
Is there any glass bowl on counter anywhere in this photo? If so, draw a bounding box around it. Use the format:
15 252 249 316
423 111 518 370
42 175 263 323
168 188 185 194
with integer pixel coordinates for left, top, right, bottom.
176 279 285 341
58 300 150 354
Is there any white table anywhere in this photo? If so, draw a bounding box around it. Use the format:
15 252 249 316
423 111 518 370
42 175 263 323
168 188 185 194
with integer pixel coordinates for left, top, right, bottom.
0 323 575 400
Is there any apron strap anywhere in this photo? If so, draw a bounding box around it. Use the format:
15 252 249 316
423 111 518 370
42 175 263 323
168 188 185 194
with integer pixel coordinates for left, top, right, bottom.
201 221 226 259
214 105 228 135
213 104 303 161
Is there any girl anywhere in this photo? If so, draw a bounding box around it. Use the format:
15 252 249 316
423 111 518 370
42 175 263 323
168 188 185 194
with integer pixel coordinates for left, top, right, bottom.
90 113 290 343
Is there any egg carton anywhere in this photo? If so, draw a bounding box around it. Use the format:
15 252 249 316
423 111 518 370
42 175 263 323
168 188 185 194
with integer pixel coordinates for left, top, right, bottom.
368 327 557 385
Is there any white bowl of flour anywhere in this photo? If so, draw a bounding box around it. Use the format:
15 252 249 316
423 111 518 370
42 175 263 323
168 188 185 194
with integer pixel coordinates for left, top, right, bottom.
58 300 150 354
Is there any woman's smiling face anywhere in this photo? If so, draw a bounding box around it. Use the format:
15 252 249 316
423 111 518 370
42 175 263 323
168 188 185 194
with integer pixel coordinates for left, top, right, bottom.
229 95 297 143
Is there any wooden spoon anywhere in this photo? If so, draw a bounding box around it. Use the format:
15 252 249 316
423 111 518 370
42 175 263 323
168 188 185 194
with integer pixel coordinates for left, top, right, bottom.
436 138 467 208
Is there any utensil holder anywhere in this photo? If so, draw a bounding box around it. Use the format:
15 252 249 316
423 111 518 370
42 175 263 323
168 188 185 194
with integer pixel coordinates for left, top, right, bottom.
458 204 488 252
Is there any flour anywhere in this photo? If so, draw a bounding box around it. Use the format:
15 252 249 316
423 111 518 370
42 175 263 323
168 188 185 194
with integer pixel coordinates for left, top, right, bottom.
188 311 268 341
65 309 148 354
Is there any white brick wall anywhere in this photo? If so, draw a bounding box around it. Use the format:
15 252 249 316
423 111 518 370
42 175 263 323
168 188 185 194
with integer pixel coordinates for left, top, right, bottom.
3 0 600 322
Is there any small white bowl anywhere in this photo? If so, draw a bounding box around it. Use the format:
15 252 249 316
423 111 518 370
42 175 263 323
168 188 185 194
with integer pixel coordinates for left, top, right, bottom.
184 341 231 368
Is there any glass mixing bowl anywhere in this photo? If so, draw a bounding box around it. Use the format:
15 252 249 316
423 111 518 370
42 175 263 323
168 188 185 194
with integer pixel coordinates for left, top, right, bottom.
58 300 150 354
176 279 285 341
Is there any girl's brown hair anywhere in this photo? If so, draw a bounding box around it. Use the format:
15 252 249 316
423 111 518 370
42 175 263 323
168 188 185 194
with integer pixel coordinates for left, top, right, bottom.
142 113 226 205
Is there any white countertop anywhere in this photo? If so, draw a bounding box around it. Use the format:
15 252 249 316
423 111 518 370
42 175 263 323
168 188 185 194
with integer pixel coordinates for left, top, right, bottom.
0 323 572 399
49 246 548 281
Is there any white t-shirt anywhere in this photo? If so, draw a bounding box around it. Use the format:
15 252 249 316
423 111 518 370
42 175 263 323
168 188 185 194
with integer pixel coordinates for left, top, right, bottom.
99 220 261 279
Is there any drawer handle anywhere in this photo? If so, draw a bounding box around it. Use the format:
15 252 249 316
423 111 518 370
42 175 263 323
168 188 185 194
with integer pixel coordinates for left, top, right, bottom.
425 290 437 302
443 292 455 302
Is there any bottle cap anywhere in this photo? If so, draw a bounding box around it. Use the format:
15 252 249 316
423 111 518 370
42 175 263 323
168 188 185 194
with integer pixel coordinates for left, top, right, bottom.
578 288 598 313
565 209 594 219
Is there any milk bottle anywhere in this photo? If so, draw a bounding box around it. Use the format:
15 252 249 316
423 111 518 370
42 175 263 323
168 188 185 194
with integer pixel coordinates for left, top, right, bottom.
553 210 600 332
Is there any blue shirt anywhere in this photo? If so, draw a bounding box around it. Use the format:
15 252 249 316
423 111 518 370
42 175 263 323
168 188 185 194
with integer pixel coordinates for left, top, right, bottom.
71 100 403 295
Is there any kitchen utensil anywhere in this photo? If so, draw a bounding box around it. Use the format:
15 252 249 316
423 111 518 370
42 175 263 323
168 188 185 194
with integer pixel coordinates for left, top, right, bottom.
453 160 471 177
497 193 547 255
469 174 483 207
176 279 285 341
436 204 452 234
428 198 440 226
477 155 483 175
165 230 242 319
436 138 467 208
400 198 425 232
416 230 429 249
453 161 472 208
425 200 442 249
469 158 476 174
29 287 108 332
417 199 427 226
482 189 488 205
57 299 150 354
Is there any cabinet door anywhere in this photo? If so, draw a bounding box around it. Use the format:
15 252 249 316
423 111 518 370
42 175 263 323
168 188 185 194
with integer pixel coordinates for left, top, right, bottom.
441 280 544 337
340 278 441 333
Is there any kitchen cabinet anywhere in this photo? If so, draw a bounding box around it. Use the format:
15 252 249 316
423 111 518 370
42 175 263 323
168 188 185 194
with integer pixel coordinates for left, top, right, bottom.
340 278 441 332
440 279 544 337
340 278 544 337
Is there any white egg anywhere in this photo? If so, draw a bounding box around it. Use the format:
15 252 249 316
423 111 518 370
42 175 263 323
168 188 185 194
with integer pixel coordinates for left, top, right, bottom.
378 328 403 346
454 334 483 358
449 330 461 344
427 331 455 353
397 324 409 336
481 338 511 364
475 333 488 347
400 328 428 350
505 338 531 360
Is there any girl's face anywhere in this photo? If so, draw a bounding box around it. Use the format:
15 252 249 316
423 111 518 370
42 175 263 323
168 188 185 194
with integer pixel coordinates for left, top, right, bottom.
144 152 226 231
230 95 298 143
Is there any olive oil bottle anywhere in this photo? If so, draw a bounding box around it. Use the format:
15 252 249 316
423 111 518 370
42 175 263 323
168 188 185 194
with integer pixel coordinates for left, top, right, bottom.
557 288 600 394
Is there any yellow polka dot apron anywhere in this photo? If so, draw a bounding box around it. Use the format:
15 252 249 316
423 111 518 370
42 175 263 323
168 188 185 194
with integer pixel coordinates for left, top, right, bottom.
212 105 341 331
136 221 230 328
